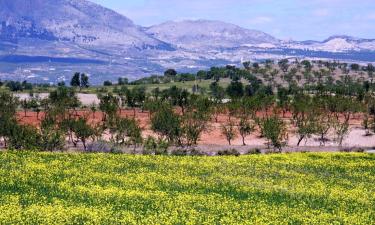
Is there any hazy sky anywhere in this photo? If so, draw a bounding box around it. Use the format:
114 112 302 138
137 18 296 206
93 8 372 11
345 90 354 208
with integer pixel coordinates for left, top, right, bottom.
92 0 375 41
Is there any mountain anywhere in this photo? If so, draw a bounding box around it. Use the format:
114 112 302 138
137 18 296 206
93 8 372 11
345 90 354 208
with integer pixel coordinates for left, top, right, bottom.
146 20 279 50
283 35 375 52
0 0 374 84
0 0 172 49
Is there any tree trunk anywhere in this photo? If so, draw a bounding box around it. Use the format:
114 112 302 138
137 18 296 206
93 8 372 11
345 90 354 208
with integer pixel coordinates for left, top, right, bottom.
82 139 86 151
297 135 305 146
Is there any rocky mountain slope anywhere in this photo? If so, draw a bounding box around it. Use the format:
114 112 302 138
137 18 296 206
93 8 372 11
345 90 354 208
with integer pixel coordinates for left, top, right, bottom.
0 0 374 84
146 20 279 49
0 0 172 49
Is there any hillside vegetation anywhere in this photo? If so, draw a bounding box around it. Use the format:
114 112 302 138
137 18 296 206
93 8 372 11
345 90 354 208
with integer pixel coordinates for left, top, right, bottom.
0 152 374 224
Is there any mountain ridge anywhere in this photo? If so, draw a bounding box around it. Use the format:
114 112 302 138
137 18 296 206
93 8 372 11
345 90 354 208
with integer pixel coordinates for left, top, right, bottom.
0 0 374 84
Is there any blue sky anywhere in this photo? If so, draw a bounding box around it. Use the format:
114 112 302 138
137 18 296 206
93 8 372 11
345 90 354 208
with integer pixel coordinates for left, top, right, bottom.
92 0 375 41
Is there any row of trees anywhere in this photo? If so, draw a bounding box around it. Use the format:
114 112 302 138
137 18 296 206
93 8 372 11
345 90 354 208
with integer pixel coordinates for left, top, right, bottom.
2 81 373 153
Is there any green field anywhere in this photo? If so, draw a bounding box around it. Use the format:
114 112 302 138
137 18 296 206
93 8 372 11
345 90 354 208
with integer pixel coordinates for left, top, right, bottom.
0 152 374 224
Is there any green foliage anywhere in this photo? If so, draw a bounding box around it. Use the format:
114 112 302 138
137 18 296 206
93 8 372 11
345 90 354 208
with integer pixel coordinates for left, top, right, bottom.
164 69 177 77
98 93 119 120
7 124 41 150
226 80 244 99
143 136 169 155
71 117 95 151
259 116 288 151
238 118 255 146
151 104 182 144
109 116 142 148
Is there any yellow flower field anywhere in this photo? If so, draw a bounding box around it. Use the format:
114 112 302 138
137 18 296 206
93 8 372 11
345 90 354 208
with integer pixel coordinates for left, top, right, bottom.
0 152 374 224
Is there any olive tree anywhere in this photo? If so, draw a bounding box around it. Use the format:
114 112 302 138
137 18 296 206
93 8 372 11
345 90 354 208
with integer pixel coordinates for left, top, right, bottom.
71 117 95 151
259 116 288 152
221 121 238 145
151 104 182 145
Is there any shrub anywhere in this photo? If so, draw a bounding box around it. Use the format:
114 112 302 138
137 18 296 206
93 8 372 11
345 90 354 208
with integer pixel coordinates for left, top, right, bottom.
170 148 188 156
217 149 240 156
247 148 262 154
143 136 158 155
339 147 365 153
143 136 169 155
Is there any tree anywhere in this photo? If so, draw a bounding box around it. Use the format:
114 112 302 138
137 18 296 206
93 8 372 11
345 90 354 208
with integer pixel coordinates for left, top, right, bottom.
278 59 289 73
221 121 238 145
118 77 129 85
350 63 360 71
103 80 113 86
259 116 288 152
70 72 81 87
164 69 177 77
328 96 362 146
98 93 119 122
151 104 182 144
109 116 142 150
197 70 208 80
21 99 30 117
238 117 255 146
243 61 251 70
181 96 212 146
70 72 89 90
210 81 225 103
0 92 19 147
133 86 146 112
313 109 333 146
80 73 89 89
277 87 290 117
162 86 190 115
7 124 41 150
226 80 244 99
90 103 97 119
72 117 95 151
40 116 65 152
291 94 317 146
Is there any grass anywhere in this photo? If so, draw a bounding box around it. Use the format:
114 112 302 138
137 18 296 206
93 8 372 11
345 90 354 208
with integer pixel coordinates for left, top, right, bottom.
0 152 374 224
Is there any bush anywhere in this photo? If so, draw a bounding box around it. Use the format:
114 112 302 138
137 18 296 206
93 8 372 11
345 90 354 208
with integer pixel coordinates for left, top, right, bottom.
247 148 262 154
339 147 365 153
217 149 240 156
155 139 169 155
170 148 188 156
143 136 169 155
143 136 158 155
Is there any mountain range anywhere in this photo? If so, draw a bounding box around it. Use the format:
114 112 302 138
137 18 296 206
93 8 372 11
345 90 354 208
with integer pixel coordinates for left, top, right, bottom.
0 0 374 84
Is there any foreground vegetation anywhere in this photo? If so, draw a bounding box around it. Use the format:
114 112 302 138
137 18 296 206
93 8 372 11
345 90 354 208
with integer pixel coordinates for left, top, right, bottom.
0 152 374 224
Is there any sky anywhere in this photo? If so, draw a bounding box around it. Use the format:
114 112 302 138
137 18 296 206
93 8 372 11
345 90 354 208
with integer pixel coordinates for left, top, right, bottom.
92 0 375 41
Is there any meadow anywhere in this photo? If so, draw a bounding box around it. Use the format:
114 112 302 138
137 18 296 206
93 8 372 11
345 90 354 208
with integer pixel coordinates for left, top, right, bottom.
0 152 374 224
